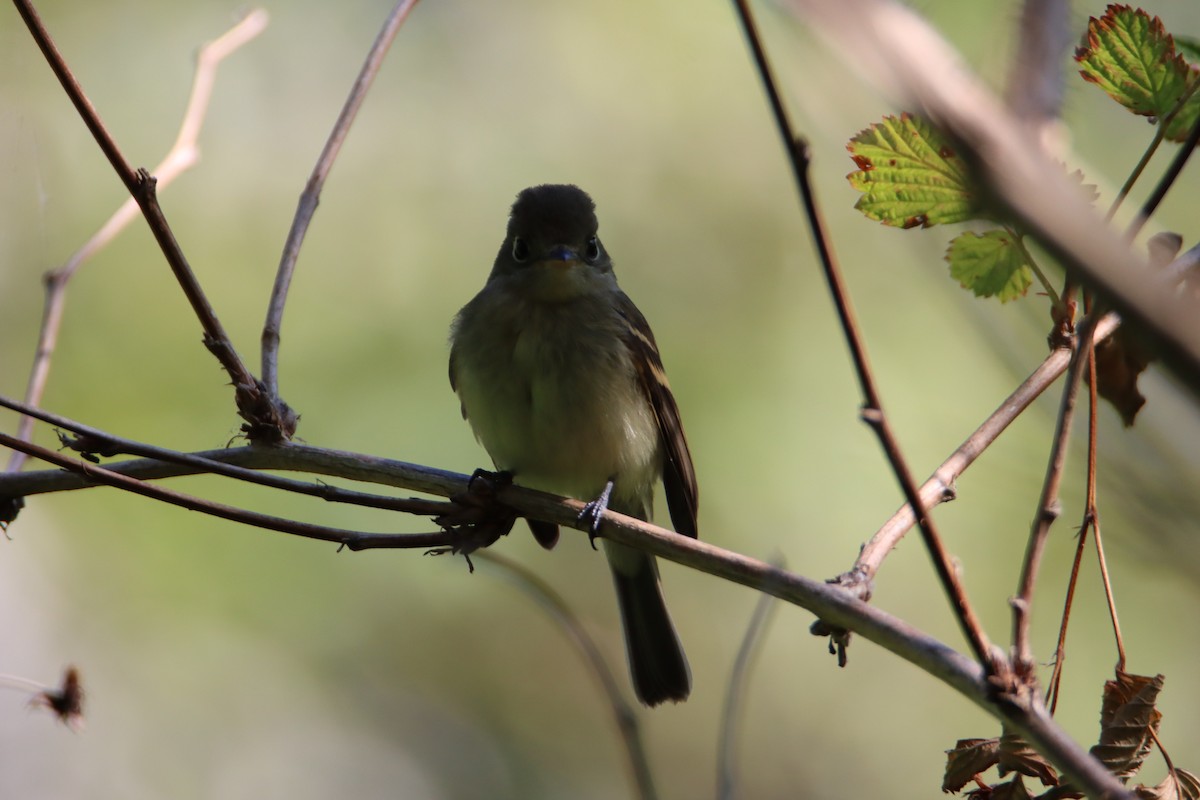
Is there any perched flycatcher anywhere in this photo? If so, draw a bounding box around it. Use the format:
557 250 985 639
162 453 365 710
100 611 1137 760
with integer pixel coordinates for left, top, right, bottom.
449 184 698 706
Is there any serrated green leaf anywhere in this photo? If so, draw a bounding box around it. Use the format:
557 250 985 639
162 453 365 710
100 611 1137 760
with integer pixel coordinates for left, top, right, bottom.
1075 5 1192 122
947 230 1033 302
846 113 980 228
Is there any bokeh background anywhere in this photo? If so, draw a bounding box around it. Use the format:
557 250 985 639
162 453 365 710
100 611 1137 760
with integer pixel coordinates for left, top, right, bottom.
2 1 1199 798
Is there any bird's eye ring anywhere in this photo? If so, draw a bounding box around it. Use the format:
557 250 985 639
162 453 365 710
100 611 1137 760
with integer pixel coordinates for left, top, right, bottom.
511 237 530 263
584 237 602 263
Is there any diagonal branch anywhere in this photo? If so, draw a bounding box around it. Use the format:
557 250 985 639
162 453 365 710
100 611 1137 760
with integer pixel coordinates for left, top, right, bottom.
731 0 994 668
843 312 1121 592
261 0 421 402
5 9 268 474
11 0 292 442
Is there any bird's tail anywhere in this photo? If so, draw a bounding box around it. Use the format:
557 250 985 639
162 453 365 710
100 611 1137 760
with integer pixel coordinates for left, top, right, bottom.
603 540 691 706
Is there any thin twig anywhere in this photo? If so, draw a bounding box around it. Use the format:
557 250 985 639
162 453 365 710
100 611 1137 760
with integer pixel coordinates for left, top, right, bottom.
848 314 1121 593
0 431 456 549
1126 106 1200 241
12 0 290 442
717 554 782 800
1091 513 1126 673
1043 513 1090 716
474 552 657 800
1012 314 1099 674
261 0 421 401
5 10 268 474
0 393 449 517
1044 331 1102 715
731 0 993 668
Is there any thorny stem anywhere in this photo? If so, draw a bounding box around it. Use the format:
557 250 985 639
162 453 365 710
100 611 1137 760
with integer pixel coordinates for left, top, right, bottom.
5 10 268 474
262 0 421 401
732 0 993 668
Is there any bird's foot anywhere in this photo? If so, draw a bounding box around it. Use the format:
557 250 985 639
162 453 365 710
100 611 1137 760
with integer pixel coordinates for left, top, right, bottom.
578 479 615 551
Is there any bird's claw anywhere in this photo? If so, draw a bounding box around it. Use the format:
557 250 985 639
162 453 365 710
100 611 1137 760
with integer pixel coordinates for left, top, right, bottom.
578 480 615 551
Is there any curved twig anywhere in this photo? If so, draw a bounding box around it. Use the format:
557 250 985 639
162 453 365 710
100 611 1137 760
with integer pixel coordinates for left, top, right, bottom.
261 0 421 401
5 9 268 473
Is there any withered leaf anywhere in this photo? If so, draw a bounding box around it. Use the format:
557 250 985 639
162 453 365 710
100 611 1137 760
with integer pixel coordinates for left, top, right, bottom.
991 777 1033 800
1134 769 1200 800
1000 732 1060 786
945 738 1002 793
1089 670 1164 780
1091 331 1150 426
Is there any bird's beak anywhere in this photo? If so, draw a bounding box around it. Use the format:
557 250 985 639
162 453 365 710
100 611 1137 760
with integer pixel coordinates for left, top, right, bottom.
542 245 579 267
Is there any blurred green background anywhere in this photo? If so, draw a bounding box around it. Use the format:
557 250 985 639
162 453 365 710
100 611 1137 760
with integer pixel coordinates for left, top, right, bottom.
2 1 1199 798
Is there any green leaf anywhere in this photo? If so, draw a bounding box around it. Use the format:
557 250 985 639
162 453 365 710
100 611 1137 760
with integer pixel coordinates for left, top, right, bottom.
846 113 980 228
1075 5 1192 124
946 230 1033 302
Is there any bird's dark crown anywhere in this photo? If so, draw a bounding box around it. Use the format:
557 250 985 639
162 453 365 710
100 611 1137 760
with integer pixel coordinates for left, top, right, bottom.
506 184 599 245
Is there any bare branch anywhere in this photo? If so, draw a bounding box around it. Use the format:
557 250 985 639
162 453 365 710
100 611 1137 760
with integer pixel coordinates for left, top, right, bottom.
847 313 1121 589
0 393 449 517
731 0 994 667
5 10 268 473
0 431 456 549
261 0 421 402
1012 315 1099 673
11 0 292 442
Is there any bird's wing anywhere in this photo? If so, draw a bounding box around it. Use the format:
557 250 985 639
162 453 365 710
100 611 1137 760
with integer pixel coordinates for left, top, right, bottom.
616 292 699 538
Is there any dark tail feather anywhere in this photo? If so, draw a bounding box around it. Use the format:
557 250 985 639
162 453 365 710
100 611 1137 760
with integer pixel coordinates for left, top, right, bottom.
606 542 691 706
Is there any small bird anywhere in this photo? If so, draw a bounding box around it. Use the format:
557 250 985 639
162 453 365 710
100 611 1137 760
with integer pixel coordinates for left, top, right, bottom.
449 184 698 706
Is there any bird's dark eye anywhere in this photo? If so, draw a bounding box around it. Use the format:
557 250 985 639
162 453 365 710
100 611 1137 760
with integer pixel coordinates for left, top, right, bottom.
511 237 530 263
584 236 602 263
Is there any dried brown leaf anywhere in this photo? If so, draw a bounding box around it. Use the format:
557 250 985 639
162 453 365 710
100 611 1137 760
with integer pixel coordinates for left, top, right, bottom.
945 738 1001 792
1091 332 1150 426
992 777 1033 800
1134 769 1200 800
1000 732 1061 786
1089 670 1164 780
